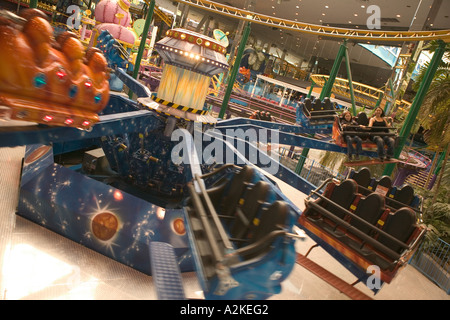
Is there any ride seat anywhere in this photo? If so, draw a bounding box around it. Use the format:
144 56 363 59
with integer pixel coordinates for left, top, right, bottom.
229 181 271 240
349 193 385 235
390 185 415 209
367 175 392 196
303 98 312 111
323 179 358 219
240 200 289 260
312 99 321 111
377 207 417 253
323 98 333 111
357 112 369 126
349 167 372 189
211 165 255 217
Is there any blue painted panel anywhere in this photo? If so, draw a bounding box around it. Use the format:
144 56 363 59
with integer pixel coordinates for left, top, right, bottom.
18 163 194 275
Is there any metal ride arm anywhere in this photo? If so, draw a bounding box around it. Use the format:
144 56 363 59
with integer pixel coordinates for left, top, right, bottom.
216 117 331 135
187 182 228 265
173 0 450 42
198 163 239 180
215 121 380 157
193 174 234 253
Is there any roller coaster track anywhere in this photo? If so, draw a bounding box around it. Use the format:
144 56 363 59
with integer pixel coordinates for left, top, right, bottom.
173 0 450 42
141 1 174 27
309 75 412 108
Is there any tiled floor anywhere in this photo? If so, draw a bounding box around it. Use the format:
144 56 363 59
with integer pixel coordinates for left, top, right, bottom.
0 146 448 300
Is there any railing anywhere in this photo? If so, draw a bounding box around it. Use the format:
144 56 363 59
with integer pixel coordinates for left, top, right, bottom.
298 156 345 187
279 148 344 187
410 237 450 294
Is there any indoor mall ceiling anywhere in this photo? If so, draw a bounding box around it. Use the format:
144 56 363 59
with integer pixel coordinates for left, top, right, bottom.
163 0 450 87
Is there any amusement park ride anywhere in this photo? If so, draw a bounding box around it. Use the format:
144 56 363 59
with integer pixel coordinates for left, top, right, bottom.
0 0 449 300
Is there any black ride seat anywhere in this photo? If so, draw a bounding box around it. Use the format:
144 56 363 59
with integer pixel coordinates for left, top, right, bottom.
349 193 385 235
303 98 312 116
308 99 336 123
215 165 255 217
350 167 372 189
239 200 289 260
311 99 321 112
304 179 358 234
357 112 369 126
356 112 370 140
367 175 392 195
229 181 271 240
377 207 417 254
390 185 415 209
322 98 334 111
323 179 358 219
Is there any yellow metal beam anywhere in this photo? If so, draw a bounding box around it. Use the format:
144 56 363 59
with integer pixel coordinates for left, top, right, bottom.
310 74 411 108
143 0 173 26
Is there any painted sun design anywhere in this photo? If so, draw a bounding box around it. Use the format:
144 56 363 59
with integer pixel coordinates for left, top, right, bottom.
85 196 122 256
92 212 119 241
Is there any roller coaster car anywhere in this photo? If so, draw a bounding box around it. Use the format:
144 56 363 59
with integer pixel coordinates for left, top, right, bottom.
332 112 399 151
298 177 426 285
300 97 337 125
183 164 298 300
0 9 109 130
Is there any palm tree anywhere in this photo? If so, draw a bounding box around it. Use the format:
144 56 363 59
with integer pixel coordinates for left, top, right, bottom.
412 41 450 148
411 41 450 239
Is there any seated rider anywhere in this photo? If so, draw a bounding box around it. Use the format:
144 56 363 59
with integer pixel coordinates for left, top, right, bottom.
367 107 395 161
340 110 362 160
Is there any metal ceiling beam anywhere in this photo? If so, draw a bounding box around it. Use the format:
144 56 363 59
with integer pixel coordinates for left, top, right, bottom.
173 0 450 42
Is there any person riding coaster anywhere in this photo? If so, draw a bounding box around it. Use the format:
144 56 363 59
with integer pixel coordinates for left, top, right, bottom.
366 107 395 161
340 110 362 161
332 108 398 162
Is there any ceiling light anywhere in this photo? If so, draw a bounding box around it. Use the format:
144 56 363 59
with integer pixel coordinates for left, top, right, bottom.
361 5 365 8
325 5 329 8
322 13 325 16
354 13 358 16
396 14 401 17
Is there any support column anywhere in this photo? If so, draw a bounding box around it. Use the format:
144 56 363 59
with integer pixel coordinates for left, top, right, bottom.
219 21 251 119
297 40 348 175
319 40 347 101
344 45 357 116
180 3 190 28
374 92 384 108
306 82 315 98
129 0 155 98
383 40 446 176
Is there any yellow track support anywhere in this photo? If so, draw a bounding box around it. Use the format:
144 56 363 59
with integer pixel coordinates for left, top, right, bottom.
173 0 450 42
310 74 412 108
143 0 173 27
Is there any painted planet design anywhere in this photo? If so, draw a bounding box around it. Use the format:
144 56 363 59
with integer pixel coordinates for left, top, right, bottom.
172 217 185 235
24 145 52 164
92 212 119 241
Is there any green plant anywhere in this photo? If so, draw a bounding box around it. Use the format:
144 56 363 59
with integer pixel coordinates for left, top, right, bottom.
415 163 450 244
